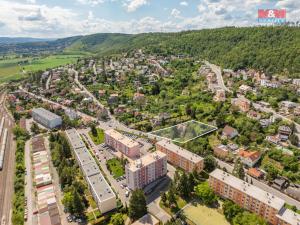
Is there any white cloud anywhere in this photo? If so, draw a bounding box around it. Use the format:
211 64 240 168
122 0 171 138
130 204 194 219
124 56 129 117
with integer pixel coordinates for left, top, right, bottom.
26 0 36 3
180 1 188 6
171 9 181 18
76 0 105 6
124 0 148 12
1 0 299 38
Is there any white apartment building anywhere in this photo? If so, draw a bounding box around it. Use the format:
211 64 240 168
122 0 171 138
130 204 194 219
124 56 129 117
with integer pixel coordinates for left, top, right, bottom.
126 151 167 190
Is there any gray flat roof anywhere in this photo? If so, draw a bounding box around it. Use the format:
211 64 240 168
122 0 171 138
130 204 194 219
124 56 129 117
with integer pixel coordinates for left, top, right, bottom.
277 208 300 225
65 129 86 149
74 147 94 166
87 173 116 202
65 129 116 203
210 169 285 211
32 108 61 121
156 139 203 163
82 162 101 177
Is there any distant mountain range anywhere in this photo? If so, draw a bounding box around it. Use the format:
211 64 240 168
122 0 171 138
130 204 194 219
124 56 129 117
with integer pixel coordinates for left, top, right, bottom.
0 27 299 75
0 37 55 44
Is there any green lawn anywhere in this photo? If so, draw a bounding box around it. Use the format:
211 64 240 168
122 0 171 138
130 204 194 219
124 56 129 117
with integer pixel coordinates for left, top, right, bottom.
160 195 188 215
183 203 230 225
0 54 82 84
88 128 105 145
106 158 124 178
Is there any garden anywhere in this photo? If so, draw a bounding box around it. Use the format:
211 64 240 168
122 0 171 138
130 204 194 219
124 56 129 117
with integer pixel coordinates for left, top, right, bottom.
106 158 125 178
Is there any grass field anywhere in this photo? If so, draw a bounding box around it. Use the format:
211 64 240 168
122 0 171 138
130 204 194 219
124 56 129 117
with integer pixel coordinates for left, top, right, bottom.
106 158 124 178
88 128 105 145
0 54 82 83
183 203 229 225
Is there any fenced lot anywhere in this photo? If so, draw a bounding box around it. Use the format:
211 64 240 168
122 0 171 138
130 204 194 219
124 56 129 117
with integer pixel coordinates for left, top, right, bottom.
183 203 229 225
149 120 217 143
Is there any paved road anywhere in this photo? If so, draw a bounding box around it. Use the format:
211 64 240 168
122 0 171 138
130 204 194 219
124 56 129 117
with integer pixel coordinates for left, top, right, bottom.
24 139 37 225
0 91 16 225
45 73 52 90
216 159 300 209
205 61 231 93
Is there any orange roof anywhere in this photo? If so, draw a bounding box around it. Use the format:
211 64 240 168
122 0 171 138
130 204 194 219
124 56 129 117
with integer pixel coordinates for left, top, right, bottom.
247 168 263 178
239 150 261 161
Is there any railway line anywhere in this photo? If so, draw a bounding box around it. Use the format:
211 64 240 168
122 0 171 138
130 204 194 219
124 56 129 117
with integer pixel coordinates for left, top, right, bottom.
0 91 16 225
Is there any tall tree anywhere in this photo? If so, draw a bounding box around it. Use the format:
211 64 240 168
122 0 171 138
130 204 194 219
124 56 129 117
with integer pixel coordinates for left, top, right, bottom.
223 200 243 222
128 190 147 221
204 155 217 172
232 158 245 180
72 190 85 215
194 182 216 205
90 124 98 137
110 213 124 225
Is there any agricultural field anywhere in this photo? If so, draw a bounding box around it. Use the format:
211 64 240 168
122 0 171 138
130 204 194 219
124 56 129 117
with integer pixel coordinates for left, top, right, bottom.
0 54 82 83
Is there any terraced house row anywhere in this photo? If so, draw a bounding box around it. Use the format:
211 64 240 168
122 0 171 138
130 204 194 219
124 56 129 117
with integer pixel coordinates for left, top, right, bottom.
65 129 116 213
209 169 300 225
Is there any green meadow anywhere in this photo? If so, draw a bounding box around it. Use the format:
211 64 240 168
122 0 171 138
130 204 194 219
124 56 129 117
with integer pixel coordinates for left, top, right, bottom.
0 54 82 84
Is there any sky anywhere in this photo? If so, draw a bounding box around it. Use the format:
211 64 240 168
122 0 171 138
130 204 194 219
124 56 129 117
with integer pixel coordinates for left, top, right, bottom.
0 0 299 38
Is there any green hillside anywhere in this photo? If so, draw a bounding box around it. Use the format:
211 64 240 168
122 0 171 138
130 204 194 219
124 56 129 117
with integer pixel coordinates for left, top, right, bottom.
1 26 300 76
66 27 300 75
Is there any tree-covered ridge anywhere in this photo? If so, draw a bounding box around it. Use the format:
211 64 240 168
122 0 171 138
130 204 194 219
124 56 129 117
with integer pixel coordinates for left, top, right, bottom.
1 26 299 75
66 26 300 75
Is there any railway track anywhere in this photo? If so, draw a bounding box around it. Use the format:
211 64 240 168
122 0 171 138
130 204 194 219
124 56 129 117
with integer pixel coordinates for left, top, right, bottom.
0 92 16 225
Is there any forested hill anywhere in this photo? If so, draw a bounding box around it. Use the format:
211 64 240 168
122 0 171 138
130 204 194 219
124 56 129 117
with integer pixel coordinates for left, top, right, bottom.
68 27 300 75
2 27 300 75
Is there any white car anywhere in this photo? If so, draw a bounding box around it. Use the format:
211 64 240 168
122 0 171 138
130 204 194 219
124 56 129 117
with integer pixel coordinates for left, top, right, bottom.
125 191 130 197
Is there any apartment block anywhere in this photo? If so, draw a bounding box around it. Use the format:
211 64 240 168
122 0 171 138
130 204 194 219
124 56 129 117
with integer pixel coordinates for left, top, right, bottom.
277 208 300 225
126 151 167 190
32 108 62 129
105 129 140 158
156 139 204 173
65 129 116 213
209 169 292 225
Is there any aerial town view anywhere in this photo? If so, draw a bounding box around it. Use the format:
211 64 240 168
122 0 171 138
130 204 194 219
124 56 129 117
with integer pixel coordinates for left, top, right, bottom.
0 1 299 225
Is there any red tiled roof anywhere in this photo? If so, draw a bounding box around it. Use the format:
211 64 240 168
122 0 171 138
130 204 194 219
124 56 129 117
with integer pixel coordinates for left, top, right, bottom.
239 150 261 162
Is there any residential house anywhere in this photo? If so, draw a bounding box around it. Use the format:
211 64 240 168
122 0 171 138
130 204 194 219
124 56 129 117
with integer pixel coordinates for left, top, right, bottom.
238 84 252 94
260 118 272 128
278 126 292 141
247 168 264 179
231 96 251 112
272 177 289 190
133 93 146 105
238 149 261 167
247 110 261 120
213 145 229 159
108 94 119 105
213 89 226 102
222 125 238 139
